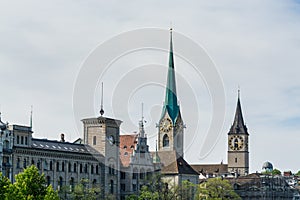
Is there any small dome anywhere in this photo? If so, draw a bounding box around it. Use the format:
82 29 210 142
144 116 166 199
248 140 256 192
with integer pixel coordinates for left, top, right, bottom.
262 161 273 172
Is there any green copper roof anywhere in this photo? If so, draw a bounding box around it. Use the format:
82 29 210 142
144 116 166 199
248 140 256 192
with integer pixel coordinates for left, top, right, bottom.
163 29 179 121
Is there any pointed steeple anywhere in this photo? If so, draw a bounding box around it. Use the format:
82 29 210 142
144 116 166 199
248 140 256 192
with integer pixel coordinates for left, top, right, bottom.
229 90 248 134
163 28 179 121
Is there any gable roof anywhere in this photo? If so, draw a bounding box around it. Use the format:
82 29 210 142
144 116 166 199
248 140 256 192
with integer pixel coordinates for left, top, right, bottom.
152 150 199 175
191 164 228 175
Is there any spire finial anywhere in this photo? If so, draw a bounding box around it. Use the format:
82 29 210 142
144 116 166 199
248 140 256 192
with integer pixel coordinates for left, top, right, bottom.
100 82 104 116
238 85 240 99
139 103 145 138
141 102 144 122
30 105 33 128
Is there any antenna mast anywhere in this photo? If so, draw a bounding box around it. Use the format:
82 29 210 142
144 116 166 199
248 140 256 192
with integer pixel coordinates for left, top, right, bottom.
100 82 104 116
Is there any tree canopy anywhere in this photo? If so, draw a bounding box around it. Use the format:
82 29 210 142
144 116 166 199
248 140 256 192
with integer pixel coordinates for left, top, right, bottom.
1 165 59 200
198 178 241 200
271 168 281 176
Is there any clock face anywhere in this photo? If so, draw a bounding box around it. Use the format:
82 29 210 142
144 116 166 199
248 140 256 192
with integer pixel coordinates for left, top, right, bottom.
160 118 172 133
108 135 115 145
229 135 244 150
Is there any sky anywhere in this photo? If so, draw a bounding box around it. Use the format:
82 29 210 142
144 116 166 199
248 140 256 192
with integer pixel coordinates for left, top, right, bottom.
1 0 300 173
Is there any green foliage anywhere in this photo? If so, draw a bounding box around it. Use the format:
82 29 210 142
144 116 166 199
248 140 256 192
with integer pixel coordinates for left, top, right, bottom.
198 178 241 200
271 168 281 176
295 170 300 176
4 165 59 200
126 175 198 200
138 186 159 200
0 172 10 199
68 178 102 200
9 165 47 199
44 185 60 200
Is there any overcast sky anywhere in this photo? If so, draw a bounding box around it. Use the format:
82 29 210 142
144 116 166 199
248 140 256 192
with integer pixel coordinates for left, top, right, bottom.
1 0 300 173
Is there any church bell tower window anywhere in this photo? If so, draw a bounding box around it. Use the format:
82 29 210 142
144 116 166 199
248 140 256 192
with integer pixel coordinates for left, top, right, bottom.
163 134 169 147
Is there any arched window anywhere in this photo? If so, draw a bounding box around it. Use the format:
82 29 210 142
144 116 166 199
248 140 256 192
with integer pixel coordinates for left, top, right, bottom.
21 136 24 145
37 160 40 169
46 176 51 186
110 180 114 194
62 162 65 172
58 177 63 190
74 163 77 173
96 165 99 174
163 134 169 147
93 136 96 145
80 164 83 173
91 165 94 174
23 158 27 168
84 164 88 173
17 158 20 168
69 162 72 172
44 161 48 170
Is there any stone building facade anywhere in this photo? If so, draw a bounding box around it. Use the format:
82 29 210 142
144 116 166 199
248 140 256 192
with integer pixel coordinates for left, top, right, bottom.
119 119 155 199
0 115 121 199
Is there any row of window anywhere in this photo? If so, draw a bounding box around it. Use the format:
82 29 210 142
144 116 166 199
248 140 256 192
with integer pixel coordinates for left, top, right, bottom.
120 171 153 180
46 176 98 191
121 183 146 192
16 135 28 145
16 158 101 174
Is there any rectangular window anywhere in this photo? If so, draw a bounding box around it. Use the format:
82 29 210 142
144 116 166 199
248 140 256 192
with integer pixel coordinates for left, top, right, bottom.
69 163 72 172
121 172 126 179
133 173 137 179
133 184 137 191
25 137 28 145
21 136 24 145
93 136 96 145
235 158 237 163
121 184 125 191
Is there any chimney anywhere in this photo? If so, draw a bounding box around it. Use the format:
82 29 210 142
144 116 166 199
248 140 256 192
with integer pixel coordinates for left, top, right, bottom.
60 133 65 142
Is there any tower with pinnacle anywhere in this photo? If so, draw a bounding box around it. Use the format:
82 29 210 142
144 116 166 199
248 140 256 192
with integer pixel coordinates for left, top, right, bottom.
158 28 184 158
227 91 249 175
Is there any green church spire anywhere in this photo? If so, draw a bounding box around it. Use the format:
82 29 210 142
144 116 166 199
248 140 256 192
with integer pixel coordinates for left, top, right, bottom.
163 28 179 121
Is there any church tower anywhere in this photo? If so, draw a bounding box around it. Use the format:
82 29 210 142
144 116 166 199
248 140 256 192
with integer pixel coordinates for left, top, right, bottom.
158 28 184 158
227 91 249 176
